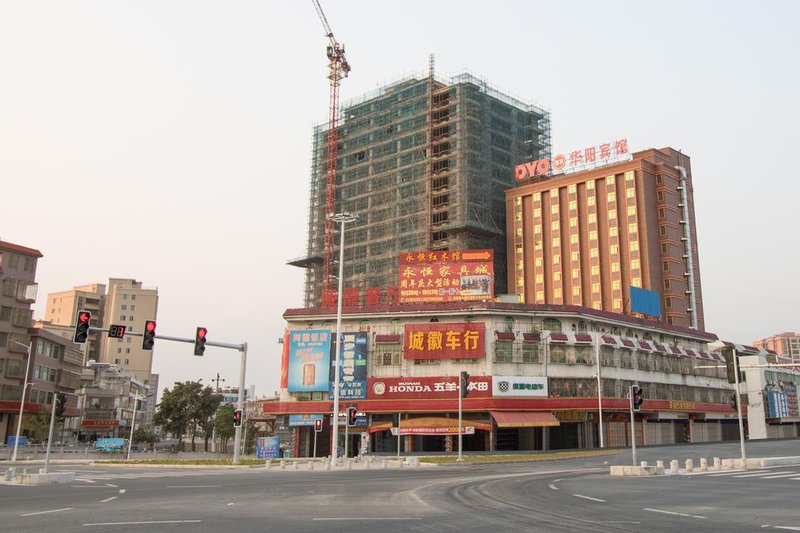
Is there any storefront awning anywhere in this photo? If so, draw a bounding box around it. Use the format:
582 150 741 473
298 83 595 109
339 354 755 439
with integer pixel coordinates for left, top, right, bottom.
490 411 560 428
369 416 493 434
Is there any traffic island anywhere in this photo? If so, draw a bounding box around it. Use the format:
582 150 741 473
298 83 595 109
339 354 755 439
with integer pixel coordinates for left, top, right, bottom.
609 465 664 476
1 468 75 485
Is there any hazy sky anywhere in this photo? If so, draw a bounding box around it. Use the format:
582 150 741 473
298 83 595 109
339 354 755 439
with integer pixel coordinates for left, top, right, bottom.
2 1 798 398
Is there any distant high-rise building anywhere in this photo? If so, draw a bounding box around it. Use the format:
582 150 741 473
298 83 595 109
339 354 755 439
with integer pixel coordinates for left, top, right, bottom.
753 332 800 363
290 72 551 307
507 147 704 330
44 279 158 381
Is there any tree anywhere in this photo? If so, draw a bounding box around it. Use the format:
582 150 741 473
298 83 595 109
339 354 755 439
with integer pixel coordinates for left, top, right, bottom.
153 381 222 452
214 404 235 452
132 425 159 448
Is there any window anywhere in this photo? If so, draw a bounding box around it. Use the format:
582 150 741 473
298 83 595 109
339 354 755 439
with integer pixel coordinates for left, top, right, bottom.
659 225 668 236
549 345 566 364
376 349 401 366
121 304 127 310
124 358 129 365
495 341 513 363
119 314 125 321
521 342 539 363
131 295 136 300
664 279 671 290
662 261 670 272
414 359 438 365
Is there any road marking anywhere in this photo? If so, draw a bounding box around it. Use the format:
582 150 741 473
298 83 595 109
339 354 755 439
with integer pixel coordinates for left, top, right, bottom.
553 478 564 483
84 520 202 526
312 518 422 521
105 483 118 488
99 496 117 503
75 479 96 483
166 485 221 488
227 503 234 506
644 508 706 519
573 494 606 502
762 526 800 531
20 508 74 517
760 473 799 479
735 471 792 478
548 484 559 490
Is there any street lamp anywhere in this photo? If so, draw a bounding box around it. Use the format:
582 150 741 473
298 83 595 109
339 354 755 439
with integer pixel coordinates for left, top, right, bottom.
126 393 146 461
11 341 33 463
328 211 358 467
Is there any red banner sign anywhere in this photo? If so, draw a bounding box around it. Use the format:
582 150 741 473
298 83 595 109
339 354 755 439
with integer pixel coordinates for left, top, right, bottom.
399 250 494 303
368 376 492 399
403 322 485 360
81 419 119 427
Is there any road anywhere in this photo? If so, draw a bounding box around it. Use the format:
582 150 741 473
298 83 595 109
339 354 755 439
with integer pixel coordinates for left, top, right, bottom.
2 439 799 532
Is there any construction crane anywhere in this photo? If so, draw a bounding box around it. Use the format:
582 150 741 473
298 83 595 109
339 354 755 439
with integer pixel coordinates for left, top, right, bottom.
312 0 351 298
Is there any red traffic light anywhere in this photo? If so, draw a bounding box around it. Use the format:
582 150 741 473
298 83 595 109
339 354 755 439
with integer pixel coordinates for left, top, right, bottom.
78 312 90 323
197 327 207 339
146 321 157 332
314 418 323 432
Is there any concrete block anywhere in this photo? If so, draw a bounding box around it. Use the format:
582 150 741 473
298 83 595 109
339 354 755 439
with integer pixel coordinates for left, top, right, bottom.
280 461 286 470
381 460 387 470
670 460 679 473
308 461 314 470
685 459 693 472
640 461 648 467
292 461 298 470
713 457 721 470
656 460 664 469
700 458 708 472
722 458 734 469
265 461 271 470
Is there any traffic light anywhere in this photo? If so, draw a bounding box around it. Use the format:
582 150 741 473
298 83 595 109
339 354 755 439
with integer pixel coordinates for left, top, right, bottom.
631 385 644 412
460 371 470 398
347 406 357 427
55 392 67 419
142 320 157 350
73 310 91 343
314 418 323 432
233 408 243 428
194 327 208 356
721 347 737 384
730 394 738 410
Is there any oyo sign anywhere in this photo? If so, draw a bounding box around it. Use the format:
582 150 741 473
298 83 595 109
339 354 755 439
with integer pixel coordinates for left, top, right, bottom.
515 138 631 181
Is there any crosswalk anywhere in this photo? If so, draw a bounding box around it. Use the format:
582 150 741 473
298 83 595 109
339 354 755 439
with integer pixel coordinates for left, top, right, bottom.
691 468 800 481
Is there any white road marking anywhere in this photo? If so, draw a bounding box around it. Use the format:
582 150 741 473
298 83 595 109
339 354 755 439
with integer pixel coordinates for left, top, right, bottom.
84 520 202 526
74 479 96 483
105 483 118 488
227 503 234 506
644 508 706 519
735 471 792 478
761 526 800 531
20 508 74 517
760 473 799 479
99 496 118 503
573 494 606 502
312 518 422 521
548 484 559 490
166 485 221 488
553 478 564 483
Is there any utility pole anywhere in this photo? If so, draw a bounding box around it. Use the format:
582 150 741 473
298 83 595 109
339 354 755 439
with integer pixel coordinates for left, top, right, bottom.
211 373 225 453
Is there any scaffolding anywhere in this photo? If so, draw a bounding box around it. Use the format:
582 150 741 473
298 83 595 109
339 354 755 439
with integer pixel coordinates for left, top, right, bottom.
290 68 551 308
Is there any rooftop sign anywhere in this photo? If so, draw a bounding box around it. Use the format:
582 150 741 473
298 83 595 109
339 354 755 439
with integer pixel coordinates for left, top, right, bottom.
515 138 631 181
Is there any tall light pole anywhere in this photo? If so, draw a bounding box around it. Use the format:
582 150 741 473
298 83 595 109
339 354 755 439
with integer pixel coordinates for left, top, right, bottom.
595 332 604 448
11 341 33 462
732 348 747 468
126 393 146 461
329 211 358 468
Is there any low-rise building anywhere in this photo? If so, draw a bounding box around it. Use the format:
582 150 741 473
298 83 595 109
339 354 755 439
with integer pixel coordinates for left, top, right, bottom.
78 362 148 443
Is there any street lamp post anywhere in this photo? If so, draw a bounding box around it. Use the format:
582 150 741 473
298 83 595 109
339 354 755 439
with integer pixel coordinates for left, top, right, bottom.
328 211 358 468
11 341 33 463
126 393 146 461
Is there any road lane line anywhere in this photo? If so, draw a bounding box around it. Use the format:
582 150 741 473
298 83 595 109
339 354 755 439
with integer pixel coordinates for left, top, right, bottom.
548 484 559 490
760 473 799 479
99 496 117 503
762 526 800 531
84 520 202 526
644 508 706 519
312 518 422 521
735 471 792 478
573 494 606 502
20 508 74 517
105 483 118 487
166 485 221 488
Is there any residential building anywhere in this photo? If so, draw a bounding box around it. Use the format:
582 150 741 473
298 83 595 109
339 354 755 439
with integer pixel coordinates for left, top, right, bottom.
0 239 42 444
42 283 104 364
507 147 704 330
290 72 551 307
78 361 148 442
753 332 800 364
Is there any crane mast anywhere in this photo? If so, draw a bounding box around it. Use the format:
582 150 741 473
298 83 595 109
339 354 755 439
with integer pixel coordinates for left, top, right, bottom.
312 0 351 299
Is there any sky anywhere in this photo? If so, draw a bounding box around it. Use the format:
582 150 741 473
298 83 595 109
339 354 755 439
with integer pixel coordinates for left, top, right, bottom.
2 1 798 399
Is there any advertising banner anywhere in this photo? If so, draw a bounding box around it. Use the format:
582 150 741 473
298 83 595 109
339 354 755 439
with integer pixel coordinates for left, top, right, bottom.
403 322 485 360
288 414 325 427
399 250 494 303
287 329 331 392
257 436 280 459
391 426 475 436
492 376 548 398
368 375 491 400
329 331 368 400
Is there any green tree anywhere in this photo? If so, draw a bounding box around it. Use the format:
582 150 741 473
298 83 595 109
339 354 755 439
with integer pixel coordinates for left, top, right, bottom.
132 424 159 448
214 404 235 452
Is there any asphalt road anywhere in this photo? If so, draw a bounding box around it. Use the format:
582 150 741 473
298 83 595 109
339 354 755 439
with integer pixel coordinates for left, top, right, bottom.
2 439 799 532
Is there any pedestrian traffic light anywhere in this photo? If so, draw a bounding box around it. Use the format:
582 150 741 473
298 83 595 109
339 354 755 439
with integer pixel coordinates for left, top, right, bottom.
194 327 208 356
73 310 91 343
460 371 470 398
55 392 67 419
314 418 323 432
233 408 243 428
347 406 357 427
142 320 157 350
631 385 644 412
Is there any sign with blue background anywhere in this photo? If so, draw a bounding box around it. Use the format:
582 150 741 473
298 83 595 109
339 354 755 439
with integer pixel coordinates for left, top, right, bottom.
257 436 280 459
287 329 332 392
329 331 368 400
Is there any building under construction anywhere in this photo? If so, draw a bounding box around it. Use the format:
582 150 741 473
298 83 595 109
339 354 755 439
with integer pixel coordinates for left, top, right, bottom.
290 71 551 308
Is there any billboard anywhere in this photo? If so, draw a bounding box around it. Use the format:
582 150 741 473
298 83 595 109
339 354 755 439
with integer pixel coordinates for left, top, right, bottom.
403 322 485 360
256 436 280 459
630 286 662 318
368 376 492 400
399 250 494 303
492 376 548 398
287 329 332 392
288 414 325 427
329 331 368 400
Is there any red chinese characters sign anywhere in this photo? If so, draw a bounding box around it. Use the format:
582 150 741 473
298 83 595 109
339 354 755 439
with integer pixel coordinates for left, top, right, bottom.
515 138 631 181
403 322 485 360
399 250 494 304
368 375 492 399
81 419 119 427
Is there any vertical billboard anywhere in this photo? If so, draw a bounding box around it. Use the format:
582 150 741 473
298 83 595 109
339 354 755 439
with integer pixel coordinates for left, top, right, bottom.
329 331 368 400
287 329 331 392
399 250 494 303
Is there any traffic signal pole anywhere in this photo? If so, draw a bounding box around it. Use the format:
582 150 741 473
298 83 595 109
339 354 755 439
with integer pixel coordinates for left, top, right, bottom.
43 393 59 474
629 385 637 466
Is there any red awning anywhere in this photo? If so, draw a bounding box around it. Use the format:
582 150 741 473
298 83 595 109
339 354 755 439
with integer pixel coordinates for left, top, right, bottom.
601 335 617 345
620 338 635 349
669 345 682 355
638 340 653 351
369 416 493 434
496 332 516 341
522 332 541 342
683 348 697 357
490 411 560 428
375 334 401 344
574 333 593 343
549 333 568 342
653 343 667 353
